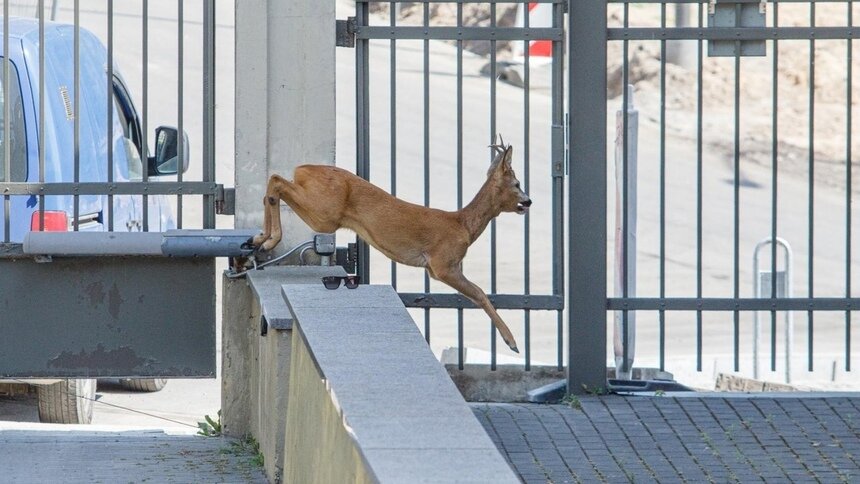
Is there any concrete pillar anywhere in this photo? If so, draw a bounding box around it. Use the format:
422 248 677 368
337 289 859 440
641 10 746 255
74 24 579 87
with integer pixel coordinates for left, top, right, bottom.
234 0 336 247
224 0 336 437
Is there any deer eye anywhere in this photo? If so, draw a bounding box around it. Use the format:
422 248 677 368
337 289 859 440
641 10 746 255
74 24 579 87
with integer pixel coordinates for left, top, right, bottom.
514 182 520 189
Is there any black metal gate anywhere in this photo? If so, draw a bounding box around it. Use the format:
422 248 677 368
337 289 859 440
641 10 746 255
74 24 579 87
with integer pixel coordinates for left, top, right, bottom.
353 0 566 370
570 0 859 392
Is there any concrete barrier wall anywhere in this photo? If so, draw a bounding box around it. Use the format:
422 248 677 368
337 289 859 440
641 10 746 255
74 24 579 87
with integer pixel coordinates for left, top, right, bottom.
280 284 519 483
222 266 346 482
224 270 518 483
283 329 375 484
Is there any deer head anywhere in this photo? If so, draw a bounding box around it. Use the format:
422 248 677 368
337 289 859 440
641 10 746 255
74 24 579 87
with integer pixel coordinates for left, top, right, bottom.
487 136 532 215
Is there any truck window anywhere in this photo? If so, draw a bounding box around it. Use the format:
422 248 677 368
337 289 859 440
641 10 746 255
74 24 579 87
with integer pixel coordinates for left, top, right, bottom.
0 61 26 182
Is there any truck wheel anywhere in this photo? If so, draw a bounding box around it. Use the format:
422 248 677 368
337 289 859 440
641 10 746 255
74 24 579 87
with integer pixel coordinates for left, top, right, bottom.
119 378 167 392
37 379 96 424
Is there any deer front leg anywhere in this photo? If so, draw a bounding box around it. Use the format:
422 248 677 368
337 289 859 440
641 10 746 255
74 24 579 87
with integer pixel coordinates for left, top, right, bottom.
429 261 520 353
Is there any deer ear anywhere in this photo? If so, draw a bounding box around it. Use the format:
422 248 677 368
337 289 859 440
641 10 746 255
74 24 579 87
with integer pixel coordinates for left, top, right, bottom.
502 146 513 171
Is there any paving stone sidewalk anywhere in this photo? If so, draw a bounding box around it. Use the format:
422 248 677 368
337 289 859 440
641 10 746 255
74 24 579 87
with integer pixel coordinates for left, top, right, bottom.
473 396 860 483
0 427 267 483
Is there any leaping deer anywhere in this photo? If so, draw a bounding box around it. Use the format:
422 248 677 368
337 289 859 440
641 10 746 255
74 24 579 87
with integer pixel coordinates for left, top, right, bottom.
252 138 531 353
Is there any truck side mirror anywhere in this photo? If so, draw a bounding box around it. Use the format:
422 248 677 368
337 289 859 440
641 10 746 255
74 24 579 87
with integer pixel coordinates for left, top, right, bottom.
148 126 190 176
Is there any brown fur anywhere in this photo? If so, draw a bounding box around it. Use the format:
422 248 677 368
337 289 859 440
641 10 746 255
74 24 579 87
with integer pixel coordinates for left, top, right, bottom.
252 142 531 352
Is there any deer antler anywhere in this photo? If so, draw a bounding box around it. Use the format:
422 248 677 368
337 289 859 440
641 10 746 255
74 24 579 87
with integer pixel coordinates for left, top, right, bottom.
488 133 507 156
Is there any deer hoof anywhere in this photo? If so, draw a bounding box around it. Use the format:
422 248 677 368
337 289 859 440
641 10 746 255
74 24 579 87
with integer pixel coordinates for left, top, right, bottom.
251 233 269 248
261 238 280 252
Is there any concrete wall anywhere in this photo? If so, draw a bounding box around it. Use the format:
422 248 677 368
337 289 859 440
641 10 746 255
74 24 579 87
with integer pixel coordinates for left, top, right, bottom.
283 329 375 484
223 266 345 483
281 284 519 483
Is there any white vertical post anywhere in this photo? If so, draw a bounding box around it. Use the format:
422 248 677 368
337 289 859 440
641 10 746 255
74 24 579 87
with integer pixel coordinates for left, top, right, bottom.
614 85 638 380
234 0 336 251
225 0 336 437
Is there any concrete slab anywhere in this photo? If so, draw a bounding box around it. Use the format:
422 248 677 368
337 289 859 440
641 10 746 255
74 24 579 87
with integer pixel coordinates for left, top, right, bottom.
0 425 266 483
283 283 519 483
247 265 346 329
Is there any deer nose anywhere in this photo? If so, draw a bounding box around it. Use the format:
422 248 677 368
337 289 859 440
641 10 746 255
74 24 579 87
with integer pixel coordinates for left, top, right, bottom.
522 199 532 207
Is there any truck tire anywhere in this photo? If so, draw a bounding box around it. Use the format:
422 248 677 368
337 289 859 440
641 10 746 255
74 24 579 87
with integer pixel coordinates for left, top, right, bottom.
119 378 167 392
37 379 95 424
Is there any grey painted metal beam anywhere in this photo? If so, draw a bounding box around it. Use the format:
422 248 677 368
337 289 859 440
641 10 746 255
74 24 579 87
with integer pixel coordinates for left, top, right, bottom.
399 293 563 310
22 230 257 257
0 182 220 196
356 26 563 41
23 232 163 256
357 0 562 3
609 0 844 3
568 0 608 395
608 297 860 311
609 27 860 41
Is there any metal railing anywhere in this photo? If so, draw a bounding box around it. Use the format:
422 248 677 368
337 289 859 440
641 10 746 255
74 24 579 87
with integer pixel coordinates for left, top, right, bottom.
0 0 220 245
353 0 566 370
570 0 858 391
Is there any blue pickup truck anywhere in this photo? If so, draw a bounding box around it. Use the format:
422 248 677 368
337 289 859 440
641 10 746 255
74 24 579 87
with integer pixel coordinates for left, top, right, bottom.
0 19 188 423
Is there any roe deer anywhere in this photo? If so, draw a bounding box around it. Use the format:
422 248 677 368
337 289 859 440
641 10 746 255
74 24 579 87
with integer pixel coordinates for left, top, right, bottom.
252 139 531 353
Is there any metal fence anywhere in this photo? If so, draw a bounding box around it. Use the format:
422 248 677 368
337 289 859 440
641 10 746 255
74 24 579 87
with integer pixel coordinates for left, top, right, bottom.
0 0 221 245
570 0 859 391
353 0 566 370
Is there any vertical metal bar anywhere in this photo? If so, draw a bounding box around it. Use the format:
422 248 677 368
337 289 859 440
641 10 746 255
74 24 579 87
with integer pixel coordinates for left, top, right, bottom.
770 0 780 377
73 0 80 231
390 0 397 289
142 0 149 231
523 0 531 371
176 0 184 229
2 0 8 242
553 0 565 372
847 0 853 372
489 2 498 369
38 0 45 231
807 0 815 371
733 3 741 373
107 0 114 231
659 1 667 372
457 0 464 371
568 0 607 394
202 0 216 229
696 0 704 372
621 0 630 376
356 1 370 284
423 1 430 344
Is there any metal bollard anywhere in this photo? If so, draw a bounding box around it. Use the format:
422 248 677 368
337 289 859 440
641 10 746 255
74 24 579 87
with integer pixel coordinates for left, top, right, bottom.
752 237 794 383
613 84 638 379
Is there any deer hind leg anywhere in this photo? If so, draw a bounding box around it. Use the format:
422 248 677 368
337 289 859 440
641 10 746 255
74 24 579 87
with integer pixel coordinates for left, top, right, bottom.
251 174 301 252
251 193 274 248
429 261 519 353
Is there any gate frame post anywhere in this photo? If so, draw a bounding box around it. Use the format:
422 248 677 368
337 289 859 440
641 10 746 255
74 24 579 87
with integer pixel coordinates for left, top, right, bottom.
568 0 608 394
225 0 337 438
